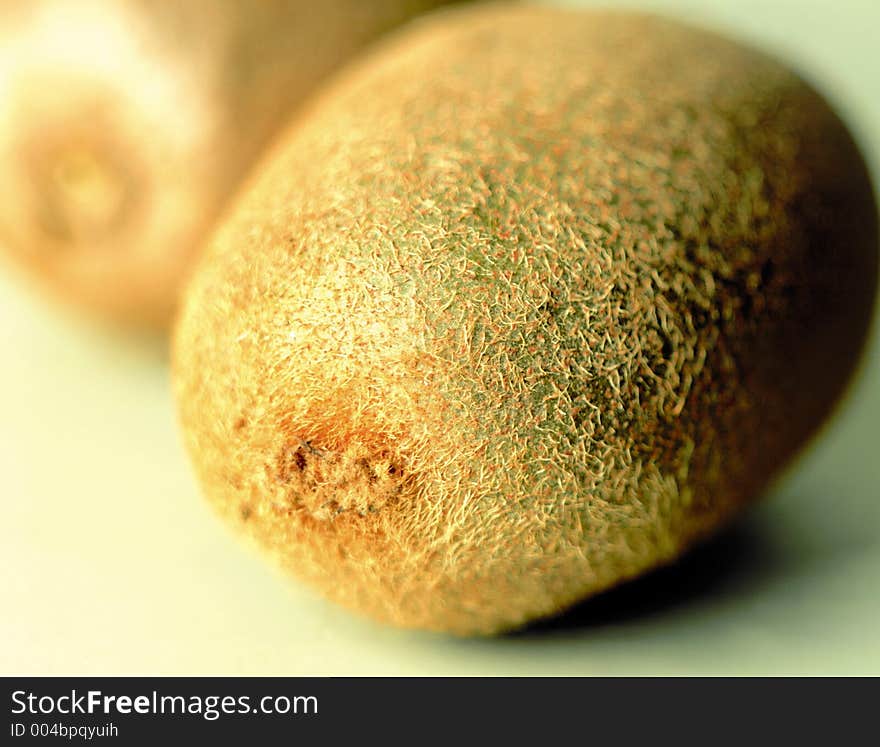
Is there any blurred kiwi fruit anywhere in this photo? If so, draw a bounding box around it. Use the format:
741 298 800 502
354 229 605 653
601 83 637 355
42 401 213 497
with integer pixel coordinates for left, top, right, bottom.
173 5 878 634
0 0 465 328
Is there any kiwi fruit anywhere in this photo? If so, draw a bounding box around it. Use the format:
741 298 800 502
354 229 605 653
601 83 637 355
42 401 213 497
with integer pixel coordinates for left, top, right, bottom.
172 5 879 634
0 0 464 328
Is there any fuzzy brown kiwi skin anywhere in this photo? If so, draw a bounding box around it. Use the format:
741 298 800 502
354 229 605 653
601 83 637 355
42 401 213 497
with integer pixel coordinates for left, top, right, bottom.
172 5 879 634
0 0 468 329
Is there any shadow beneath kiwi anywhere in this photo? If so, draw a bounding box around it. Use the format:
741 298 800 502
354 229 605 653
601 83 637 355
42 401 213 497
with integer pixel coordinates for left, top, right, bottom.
508 515 783 637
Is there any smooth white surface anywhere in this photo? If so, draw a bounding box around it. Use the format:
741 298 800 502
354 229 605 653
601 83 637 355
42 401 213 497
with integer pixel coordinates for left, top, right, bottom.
1 0 878 674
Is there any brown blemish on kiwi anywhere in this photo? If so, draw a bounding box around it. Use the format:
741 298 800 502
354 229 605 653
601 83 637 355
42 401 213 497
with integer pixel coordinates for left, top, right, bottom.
275 439 405 520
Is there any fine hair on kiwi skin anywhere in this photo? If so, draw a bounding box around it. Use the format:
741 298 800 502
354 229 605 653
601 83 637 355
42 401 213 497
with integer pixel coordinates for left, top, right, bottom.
172 4 879 635
0 0 467 329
